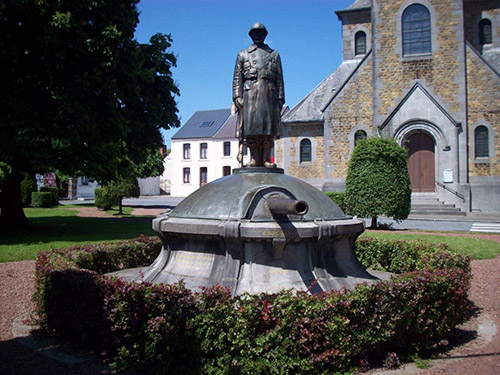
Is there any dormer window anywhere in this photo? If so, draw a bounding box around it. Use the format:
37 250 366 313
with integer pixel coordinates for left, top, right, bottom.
355 31 367 56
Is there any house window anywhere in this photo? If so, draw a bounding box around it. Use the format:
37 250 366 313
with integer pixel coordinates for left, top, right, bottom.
300 139 312 163
402 4 431 56
475 126 489 158
479 19 492 45
81 176 89 185
354 130 367 147
200 167 208 186
183 143 191 159
355 31 367 56
223 166 231 176
183 168 191 183
200 143 208 159
223 141 231 156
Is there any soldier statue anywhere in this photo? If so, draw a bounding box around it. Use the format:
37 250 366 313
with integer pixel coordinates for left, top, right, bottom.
233 22 285 167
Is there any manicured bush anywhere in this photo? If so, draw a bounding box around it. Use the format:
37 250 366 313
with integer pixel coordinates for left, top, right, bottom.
31 192 53 208
325 192 347 212
344 137 411 228
94 187 119 210
39 186 59 205
34 237 471 374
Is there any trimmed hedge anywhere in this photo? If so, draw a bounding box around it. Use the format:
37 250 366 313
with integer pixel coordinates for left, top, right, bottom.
325 192 347 213
39 186 59 206
34 237 472 374
31 191 54 208
94 187 119 210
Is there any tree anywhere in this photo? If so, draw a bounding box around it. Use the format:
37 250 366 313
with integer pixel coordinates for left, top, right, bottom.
0 0 180 228
101 177 140 215
344 137 411 229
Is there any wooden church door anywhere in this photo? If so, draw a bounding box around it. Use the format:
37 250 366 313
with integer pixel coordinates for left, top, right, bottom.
406 132 435 192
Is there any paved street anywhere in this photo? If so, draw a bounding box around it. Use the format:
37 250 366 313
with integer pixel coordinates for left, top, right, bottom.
61 196 500 233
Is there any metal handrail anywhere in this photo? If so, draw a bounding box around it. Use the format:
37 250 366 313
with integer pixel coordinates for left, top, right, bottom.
435 181 466 202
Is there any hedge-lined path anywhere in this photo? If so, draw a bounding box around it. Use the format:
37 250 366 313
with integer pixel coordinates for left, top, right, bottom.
0 250 499 374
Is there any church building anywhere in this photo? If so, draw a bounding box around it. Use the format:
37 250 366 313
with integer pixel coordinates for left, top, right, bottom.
277 0 500 212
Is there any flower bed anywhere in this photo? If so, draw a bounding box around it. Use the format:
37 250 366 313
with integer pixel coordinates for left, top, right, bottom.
34 236 471 374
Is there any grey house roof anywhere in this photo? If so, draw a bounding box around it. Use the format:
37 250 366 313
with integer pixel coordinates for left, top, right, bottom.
214 113 237 139
282 59 361 124
336 0 371 15
172 109 231 139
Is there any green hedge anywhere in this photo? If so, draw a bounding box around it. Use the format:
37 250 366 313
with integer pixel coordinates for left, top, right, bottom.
94 187 119 210
34 237 472 374
324 192 347 213
39 186 59 205
31 192 54 208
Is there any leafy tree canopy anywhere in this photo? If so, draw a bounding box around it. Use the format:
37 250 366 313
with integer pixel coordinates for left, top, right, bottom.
0 0 180 227
344 137 411 228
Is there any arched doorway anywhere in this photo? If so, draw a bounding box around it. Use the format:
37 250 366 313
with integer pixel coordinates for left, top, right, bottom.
406 132 435 192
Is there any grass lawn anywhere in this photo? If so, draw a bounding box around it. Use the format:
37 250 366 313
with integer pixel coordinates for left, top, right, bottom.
0 206 155 262
362 230 500 260
2 206 499 263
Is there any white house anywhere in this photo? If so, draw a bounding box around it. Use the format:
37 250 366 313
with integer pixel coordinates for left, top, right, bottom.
169 107 250 197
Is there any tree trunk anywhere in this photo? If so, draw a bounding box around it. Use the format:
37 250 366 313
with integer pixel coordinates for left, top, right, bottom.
0 172 29 228
369 215 378 229
118 197 123 215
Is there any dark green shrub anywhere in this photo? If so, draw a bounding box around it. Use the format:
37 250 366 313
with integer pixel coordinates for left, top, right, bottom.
20 173 37 206
39 186 59 205
94 187 118 210
344 137 411 228
31 192 53 207
325 192 346 212
34 237 471 375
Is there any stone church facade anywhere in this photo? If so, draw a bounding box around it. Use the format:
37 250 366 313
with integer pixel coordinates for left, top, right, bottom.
277 0 500 212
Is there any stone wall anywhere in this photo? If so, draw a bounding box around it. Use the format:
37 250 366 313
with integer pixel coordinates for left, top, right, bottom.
466 45 500 177
276 123 324 181
373 0 466 125
326 55 373 180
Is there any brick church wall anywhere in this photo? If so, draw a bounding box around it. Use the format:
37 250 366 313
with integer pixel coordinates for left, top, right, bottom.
466 46 500 176
373 0 464 122
326 56 373 179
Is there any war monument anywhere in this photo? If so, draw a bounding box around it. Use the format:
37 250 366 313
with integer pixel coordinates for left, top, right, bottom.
112 23 380 296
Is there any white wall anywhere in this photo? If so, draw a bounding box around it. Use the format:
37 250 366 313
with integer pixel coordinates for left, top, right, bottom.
170 138 249 197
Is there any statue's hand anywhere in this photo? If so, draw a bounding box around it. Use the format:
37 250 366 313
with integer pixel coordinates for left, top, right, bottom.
235 98 244 109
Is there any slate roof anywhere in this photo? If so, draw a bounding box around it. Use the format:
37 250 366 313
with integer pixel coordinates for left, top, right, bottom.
337 0 371 14
171 109 231 139
214 113 237 139
282 59 361 123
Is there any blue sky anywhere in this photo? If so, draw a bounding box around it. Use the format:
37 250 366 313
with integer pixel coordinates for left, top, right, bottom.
134 0 355 147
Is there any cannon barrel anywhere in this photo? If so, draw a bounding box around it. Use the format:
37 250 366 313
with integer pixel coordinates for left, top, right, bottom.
268 199 309 216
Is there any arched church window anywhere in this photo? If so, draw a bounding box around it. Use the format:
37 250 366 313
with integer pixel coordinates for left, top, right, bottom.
354 130 367 147
402 4 432 56
475 126 489 158
300 139 312 163
479 19 492 45
355 31 367 56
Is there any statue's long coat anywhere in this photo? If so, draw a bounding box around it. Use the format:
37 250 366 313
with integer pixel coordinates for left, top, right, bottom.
233 43 284 137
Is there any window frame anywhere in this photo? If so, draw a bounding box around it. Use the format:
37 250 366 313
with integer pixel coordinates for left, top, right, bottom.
200 167 208 186
223 141 231 157
183 167 191 183
355 31 367 56
402 3 432 57
474 125 489 160
222 166 231 176
200 142 208 159
479 18 493 46
183 143 191 160
299 138 312 164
